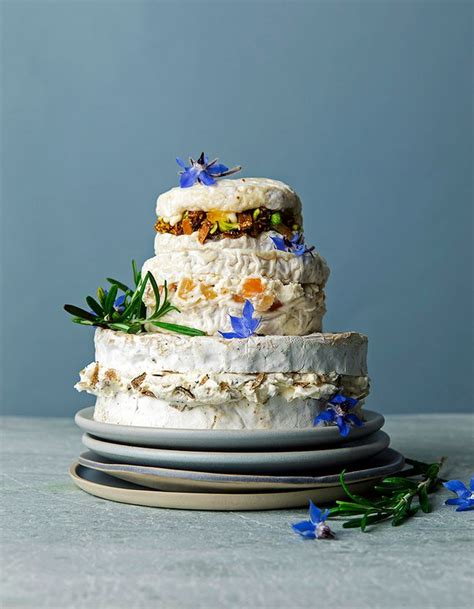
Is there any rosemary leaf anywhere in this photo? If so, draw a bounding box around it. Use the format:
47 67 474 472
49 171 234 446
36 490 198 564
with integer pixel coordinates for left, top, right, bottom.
64 304 97 322
86 296 104 317
151 321 206 336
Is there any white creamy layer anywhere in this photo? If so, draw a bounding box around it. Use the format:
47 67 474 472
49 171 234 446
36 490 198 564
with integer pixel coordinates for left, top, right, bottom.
156 177 302 226
93 329 368 375
154 231 309 253
150 233 329 284
144 288 325 335
77 363 369 406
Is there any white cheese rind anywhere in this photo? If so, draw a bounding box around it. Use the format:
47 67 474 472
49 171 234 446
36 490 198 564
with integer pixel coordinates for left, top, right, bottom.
93 394 321 430
156 177 302 226
94 329 368 375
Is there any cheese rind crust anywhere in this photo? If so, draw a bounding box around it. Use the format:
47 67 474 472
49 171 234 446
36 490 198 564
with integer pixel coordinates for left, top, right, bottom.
94 328 368 375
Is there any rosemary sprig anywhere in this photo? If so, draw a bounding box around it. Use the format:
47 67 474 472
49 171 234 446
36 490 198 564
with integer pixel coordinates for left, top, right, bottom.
64 260 206 337
329 457 446 531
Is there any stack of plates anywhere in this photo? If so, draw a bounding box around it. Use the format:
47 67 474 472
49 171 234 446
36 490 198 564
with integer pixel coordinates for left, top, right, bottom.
71 407 404 511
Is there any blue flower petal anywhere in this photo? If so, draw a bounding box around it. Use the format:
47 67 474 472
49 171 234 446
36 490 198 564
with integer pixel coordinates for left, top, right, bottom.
176 157 188 169
317 409 336 422
246 316 261 335
270 236 287 252
229 315 246 337
309 500 323 524
336 415 351 437
199 170 217 186
443 480 469 496
292 520 316 539
346 397 359 408
445 498 464 505
180 167 199 188
242 299 255 320
330 394 346 405
219 331 241 339
456 501 474 512
345 413 364 428
320 508 331 522
207 162 229 175
293 246 306 257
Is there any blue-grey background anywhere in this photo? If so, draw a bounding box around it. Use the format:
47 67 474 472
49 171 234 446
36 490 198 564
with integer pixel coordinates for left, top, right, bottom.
1 1 472 417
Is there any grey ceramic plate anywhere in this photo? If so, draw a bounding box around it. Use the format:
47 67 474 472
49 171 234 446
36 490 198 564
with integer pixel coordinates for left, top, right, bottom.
75 407 384 450
81 430 390 474
78 448 404 492
70 463 381 511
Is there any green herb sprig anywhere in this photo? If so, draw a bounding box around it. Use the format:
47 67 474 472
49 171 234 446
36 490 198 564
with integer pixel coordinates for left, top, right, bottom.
64 260 206 337
329 457 446 531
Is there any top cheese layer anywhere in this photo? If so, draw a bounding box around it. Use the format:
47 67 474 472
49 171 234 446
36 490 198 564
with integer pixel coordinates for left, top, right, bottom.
156 178 302 226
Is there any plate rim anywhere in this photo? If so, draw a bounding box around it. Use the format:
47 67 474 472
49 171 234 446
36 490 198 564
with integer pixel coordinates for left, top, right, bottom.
82 429 389 461
69 462 382 511
78 447 405 486
75 406 384 447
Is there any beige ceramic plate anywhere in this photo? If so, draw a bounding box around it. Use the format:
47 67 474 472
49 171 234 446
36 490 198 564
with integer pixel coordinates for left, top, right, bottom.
70 463 379 511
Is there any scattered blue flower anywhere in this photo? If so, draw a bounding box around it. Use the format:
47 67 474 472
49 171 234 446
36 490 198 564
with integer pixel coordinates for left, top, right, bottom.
270 233 314 257
292 500 335 539
313 393 364 438
113 294 126 314
176 152 241 188
219 300 261 339
443 477 474 512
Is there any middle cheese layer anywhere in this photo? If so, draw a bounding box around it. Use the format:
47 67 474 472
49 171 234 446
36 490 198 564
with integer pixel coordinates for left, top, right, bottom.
145 232 330 336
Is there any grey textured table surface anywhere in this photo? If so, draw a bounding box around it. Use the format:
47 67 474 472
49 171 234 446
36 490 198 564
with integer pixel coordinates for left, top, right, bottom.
1 414 473 609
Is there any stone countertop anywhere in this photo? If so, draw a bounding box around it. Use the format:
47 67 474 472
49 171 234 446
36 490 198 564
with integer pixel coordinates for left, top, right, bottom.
1 414 473 609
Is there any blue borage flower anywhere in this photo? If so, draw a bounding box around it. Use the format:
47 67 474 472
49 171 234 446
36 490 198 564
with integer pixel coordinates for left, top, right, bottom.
292 500 335 540
219 300 261 339
112 294 126 314
176 152 241 188
443 477 474 512
270 233 314 257
88 291 126 316
313 393 364 438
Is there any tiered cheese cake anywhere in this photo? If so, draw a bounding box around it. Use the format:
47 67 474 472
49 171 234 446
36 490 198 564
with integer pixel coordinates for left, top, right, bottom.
75 171 370 432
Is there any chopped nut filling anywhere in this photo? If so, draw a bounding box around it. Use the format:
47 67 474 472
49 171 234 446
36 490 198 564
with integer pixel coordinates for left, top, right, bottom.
154 207 298 243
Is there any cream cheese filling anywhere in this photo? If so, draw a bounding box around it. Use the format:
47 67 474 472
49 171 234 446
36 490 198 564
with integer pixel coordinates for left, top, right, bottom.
76 362 369 408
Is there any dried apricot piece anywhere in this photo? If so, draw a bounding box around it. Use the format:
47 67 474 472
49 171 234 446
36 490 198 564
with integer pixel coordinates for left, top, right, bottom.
200 284 217 300
182 218 193 235
242 277 264 297
177 278 195 299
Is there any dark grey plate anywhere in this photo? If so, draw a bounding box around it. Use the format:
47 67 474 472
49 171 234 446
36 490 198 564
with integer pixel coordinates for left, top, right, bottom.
75 407 384 451
81 430 390 474
78 448 404 492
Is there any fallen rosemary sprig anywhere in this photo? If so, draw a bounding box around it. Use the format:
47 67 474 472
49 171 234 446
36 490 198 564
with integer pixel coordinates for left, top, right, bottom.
329 457 446 531
64 260 206 337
